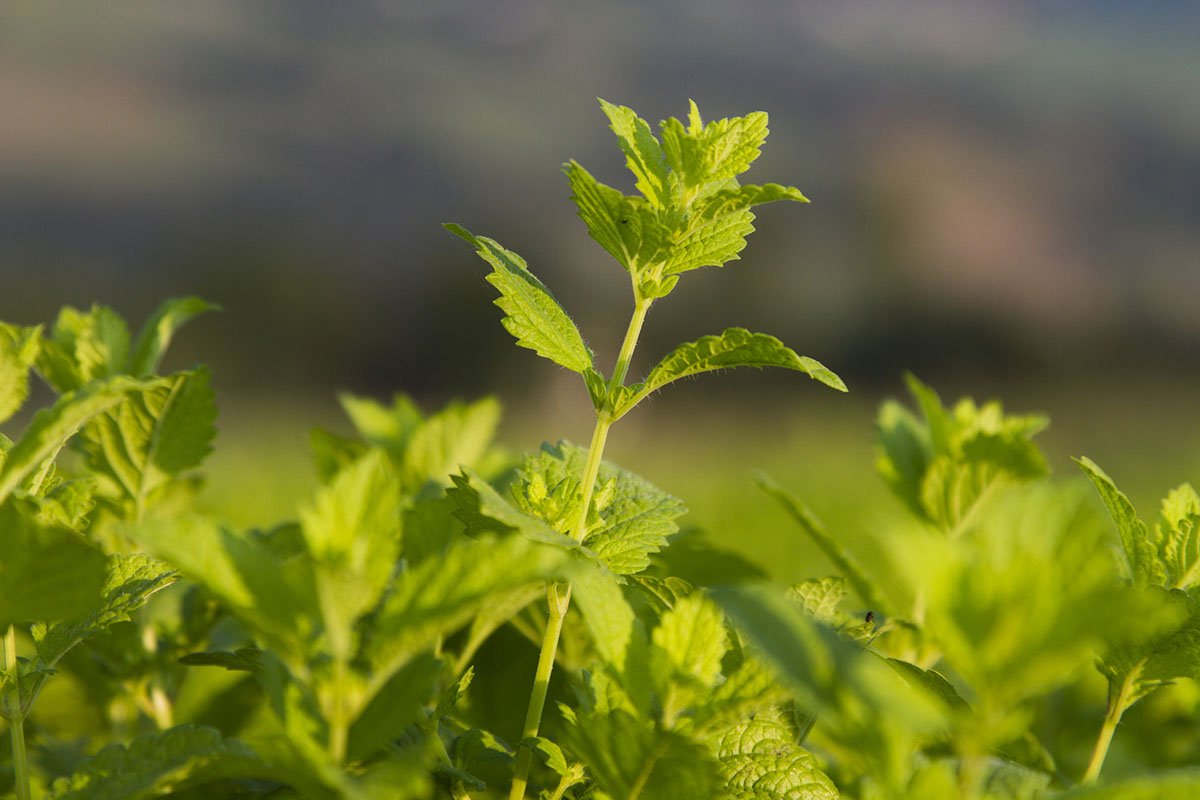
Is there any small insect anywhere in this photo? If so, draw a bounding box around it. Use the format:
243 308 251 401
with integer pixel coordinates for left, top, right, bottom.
864 611 875 625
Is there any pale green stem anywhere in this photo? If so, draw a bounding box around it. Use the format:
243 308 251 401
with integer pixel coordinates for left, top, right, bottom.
508 297 652 800
1083 665 1140 784
4 626 32 800
508 582 571 800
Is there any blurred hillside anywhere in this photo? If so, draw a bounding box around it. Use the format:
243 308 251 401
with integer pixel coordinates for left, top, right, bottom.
1 1 1198 406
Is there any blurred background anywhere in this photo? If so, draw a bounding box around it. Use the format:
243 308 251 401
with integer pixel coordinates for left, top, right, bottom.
2 1 1199 566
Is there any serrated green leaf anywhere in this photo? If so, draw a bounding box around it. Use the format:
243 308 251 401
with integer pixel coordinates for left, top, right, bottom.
756 475 887 613
572 562 644 672
1157 483 1200 590
445 223 594 375
1099 587 1200 704
37 304 130 393
0 500 107 629
653 592 727 691
33 553 177 668
366 534 566 695
1077 457 1160 584
787 577 848 625
598 98 670 208
452 728 515 791
0 323 41 424
447 469 587 554
310 427 367 483
716 710 838 800
879 375 1049 535
522 736 571 777
340 391 424 452
299 449 403 660
346 652 440 763
45 724 268 800
712 584 943 732
885 658 970 714
125 514 319 667
565 708 722 800
661 208 755 274
74 367 217 514
565 160 667 274
614 329 844 419
509 442 686 575
401 396 501 491
0 376 143 504
127 296 219 378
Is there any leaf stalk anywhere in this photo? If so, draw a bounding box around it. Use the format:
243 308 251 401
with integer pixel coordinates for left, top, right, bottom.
3 625 32 800
1082 663 1140 783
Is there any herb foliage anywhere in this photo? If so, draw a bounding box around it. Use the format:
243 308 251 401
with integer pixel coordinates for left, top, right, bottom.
1 101 1198 800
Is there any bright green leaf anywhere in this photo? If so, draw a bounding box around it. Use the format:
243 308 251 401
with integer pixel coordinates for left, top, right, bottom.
0 323 41 424
565 708 722 800
788 577 848 625
615 329 844 418
44 725 268 800
509 442 686 575
33 552 177 668
0 500 107 629
74 367 217 513
598 98 670 208
401 396 501 491
1077 456 1161 584
299 450 403 660
37 304 130 393
127 296 219 378
445 223 594 375
0 376 142 504
716 709 838 800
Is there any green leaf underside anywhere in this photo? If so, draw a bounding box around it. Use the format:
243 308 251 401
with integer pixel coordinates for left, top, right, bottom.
75 367 217 510
717 710 838 800
1099 587 1200 700
45 725 268 800
0 322 41 425
445 223 593 374
0 376 144 505
566 709 722 800
366 534 567 685
787 577 848 625
615 329 844 418
511 442 686 575
1077 457 1160 584
125 515 320 665
34 552 178 667
37 304 130 393
599 99 671 209
0 501 107 628
299 450 403 660
128 296 219 378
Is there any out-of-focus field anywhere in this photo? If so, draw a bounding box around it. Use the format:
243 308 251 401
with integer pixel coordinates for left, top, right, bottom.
202 374 1200 586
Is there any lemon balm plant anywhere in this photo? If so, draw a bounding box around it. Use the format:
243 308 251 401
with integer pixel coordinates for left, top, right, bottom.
446 98 846 798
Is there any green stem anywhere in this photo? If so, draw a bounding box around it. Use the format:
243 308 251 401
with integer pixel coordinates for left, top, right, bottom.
508 296 652 800
4 626 31 800
508 582 571 800
1083 666 1139 784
